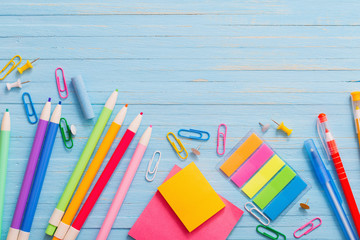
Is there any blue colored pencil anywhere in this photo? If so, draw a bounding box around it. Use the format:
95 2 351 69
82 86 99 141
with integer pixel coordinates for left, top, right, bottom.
18 102 62 240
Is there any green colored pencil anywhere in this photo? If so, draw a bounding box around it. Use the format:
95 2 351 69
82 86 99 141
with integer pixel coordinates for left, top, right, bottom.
46 90 118 236
0 109 10 235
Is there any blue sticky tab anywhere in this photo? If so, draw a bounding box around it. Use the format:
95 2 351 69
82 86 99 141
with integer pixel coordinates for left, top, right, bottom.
263 175 307 220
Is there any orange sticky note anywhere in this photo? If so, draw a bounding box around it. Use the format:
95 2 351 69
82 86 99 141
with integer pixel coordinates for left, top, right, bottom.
220 133 263 177
158 162 225 232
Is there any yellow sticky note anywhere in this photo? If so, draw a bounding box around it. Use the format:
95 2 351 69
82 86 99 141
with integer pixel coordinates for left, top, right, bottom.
242 155 285 198
158 162 225 232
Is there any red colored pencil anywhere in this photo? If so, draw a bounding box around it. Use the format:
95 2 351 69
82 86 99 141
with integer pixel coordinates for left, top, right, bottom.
63 113 143 240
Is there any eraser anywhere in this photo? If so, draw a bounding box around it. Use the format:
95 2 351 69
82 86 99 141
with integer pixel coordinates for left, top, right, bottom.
71 75 95 119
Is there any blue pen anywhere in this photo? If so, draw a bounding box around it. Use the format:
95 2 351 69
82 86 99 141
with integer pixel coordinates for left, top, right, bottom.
304 139 358 240
18 102 62 240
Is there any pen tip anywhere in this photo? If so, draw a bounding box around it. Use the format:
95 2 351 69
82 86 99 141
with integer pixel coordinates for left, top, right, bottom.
48 98 51 102
140 112 143 115
125 104 128 107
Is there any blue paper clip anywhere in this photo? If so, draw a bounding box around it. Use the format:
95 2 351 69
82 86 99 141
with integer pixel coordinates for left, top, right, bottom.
178 129 210 141
22 92 38 124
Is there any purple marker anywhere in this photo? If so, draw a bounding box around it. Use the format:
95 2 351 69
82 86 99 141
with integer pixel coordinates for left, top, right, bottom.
7 98 52 240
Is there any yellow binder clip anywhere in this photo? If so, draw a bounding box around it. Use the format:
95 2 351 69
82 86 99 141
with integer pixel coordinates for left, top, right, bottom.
167 132 188 160
0 55 22 80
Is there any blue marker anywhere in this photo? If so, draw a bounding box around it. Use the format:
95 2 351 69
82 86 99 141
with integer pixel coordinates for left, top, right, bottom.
18 102 62 240
304 139 357 240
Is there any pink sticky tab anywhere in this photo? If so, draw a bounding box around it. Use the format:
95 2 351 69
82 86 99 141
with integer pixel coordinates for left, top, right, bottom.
231 144 274 187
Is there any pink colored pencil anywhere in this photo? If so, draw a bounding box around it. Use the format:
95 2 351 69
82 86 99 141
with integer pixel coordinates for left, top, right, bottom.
64 113 143 240
97 125 152 239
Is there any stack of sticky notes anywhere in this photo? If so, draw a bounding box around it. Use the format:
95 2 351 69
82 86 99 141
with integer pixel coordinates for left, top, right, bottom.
219 132 308 221
129 163 243 240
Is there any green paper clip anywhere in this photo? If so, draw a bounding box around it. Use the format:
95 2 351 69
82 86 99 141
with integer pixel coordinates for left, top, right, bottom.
256 225 286 240
60 118 73 149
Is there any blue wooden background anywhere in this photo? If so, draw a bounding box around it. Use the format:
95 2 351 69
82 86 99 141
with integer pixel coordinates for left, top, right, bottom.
1 0 360 239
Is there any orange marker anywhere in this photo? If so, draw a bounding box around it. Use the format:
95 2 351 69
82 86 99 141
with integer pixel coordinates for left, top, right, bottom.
52 105 128 240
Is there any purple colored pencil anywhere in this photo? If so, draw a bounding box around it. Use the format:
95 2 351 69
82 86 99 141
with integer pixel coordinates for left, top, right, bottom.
6 98 52 240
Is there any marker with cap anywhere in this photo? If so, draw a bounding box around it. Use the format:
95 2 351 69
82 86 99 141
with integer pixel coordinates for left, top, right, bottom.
97 125 152 240
46 90 118 236
0 109 10 236
64 113 143 240
18 102 62 240
7 99 51 240
53 105 128 240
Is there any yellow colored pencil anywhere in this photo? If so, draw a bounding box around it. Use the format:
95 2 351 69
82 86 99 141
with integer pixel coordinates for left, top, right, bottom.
52 104 128 240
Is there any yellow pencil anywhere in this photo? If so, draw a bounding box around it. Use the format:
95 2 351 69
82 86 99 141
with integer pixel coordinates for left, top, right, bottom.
52 104 128 240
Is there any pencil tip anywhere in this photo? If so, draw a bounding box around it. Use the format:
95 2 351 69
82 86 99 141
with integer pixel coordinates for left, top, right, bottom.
48 98 51 102
6 109 8 112
59 101 62 105
125 104 128 107
150 125 152 128
115 89 118 92
140 112 143 115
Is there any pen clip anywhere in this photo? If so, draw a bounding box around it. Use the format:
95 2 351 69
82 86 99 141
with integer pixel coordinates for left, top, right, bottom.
316 118 331 161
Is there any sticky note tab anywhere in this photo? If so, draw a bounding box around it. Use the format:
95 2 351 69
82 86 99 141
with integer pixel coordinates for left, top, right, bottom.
242 155 285 198
220 133 263 177
129 165 244 240
253 166 296 209
230 144 274 187
264 176 307 220
158 162 225 232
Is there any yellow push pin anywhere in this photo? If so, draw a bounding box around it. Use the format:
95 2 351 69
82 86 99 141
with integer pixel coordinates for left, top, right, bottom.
300 199 310 209
272 119 293 136
191 145 201 156
17 57 40 74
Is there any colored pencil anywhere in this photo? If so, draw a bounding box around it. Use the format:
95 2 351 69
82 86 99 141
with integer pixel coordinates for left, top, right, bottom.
46 90 118 236
7 99 51 240
0 109 10 236
18 102 62 240
53 105 128 240
97 125 152 240
64 113 143 240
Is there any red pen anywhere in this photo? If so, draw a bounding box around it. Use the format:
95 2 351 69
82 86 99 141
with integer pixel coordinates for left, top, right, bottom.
318 113 360 237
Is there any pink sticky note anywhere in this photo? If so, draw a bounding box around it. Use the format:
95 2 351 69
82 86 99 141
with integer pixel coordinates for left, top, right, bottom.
230 144 274 187
128 165 243 240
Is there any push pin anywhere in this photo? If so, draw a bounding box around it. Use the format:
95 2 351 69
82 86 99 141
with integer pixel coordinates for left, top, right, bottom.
272 119 293 136
17 57 40 74
70 124 77 136
191 145 201 156
259 122 270 133
300 199 310 209
6 79 30 91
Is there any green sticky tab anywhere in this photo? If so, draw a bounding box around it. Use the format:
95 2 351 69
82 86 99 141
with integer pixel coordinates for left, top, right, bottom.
253 166 296 209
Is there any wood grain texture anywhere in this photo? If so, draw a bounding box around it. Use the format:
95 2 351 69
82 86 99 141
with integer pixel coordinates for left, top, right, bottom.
0 0 359 239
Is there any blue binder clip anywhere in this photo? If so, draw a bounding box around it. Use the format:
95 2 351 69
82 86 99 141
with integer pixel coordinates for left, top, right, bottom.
178 129 210 141
22 92 38 124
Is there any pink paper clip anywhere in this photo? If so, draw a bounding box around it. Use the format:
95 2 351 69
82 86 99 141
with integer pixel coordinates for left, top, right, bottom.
293 217 322 238
55 67 68 99
217 123 227 155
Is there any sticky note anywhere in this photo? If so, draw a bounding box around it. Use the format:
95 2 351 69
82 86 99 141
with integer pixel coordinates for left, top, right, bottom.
253 166 296 209
220 133 263 177
158 162 225 232
231 144 274 187
264 176 307 220
129 165 244 240
242 155 285 198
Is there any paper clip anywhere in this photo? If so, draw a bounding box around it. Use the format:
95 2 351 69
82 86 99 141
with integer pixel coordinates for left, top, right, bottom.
217 123 227 155
55 67 68 99
293 217 322 238
178 129 210 141
22 92 38 124
0 55 22 80
60 118 74 149
256 225 286 240
245 202 270 226
167 132 188 160
145 151 161 182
